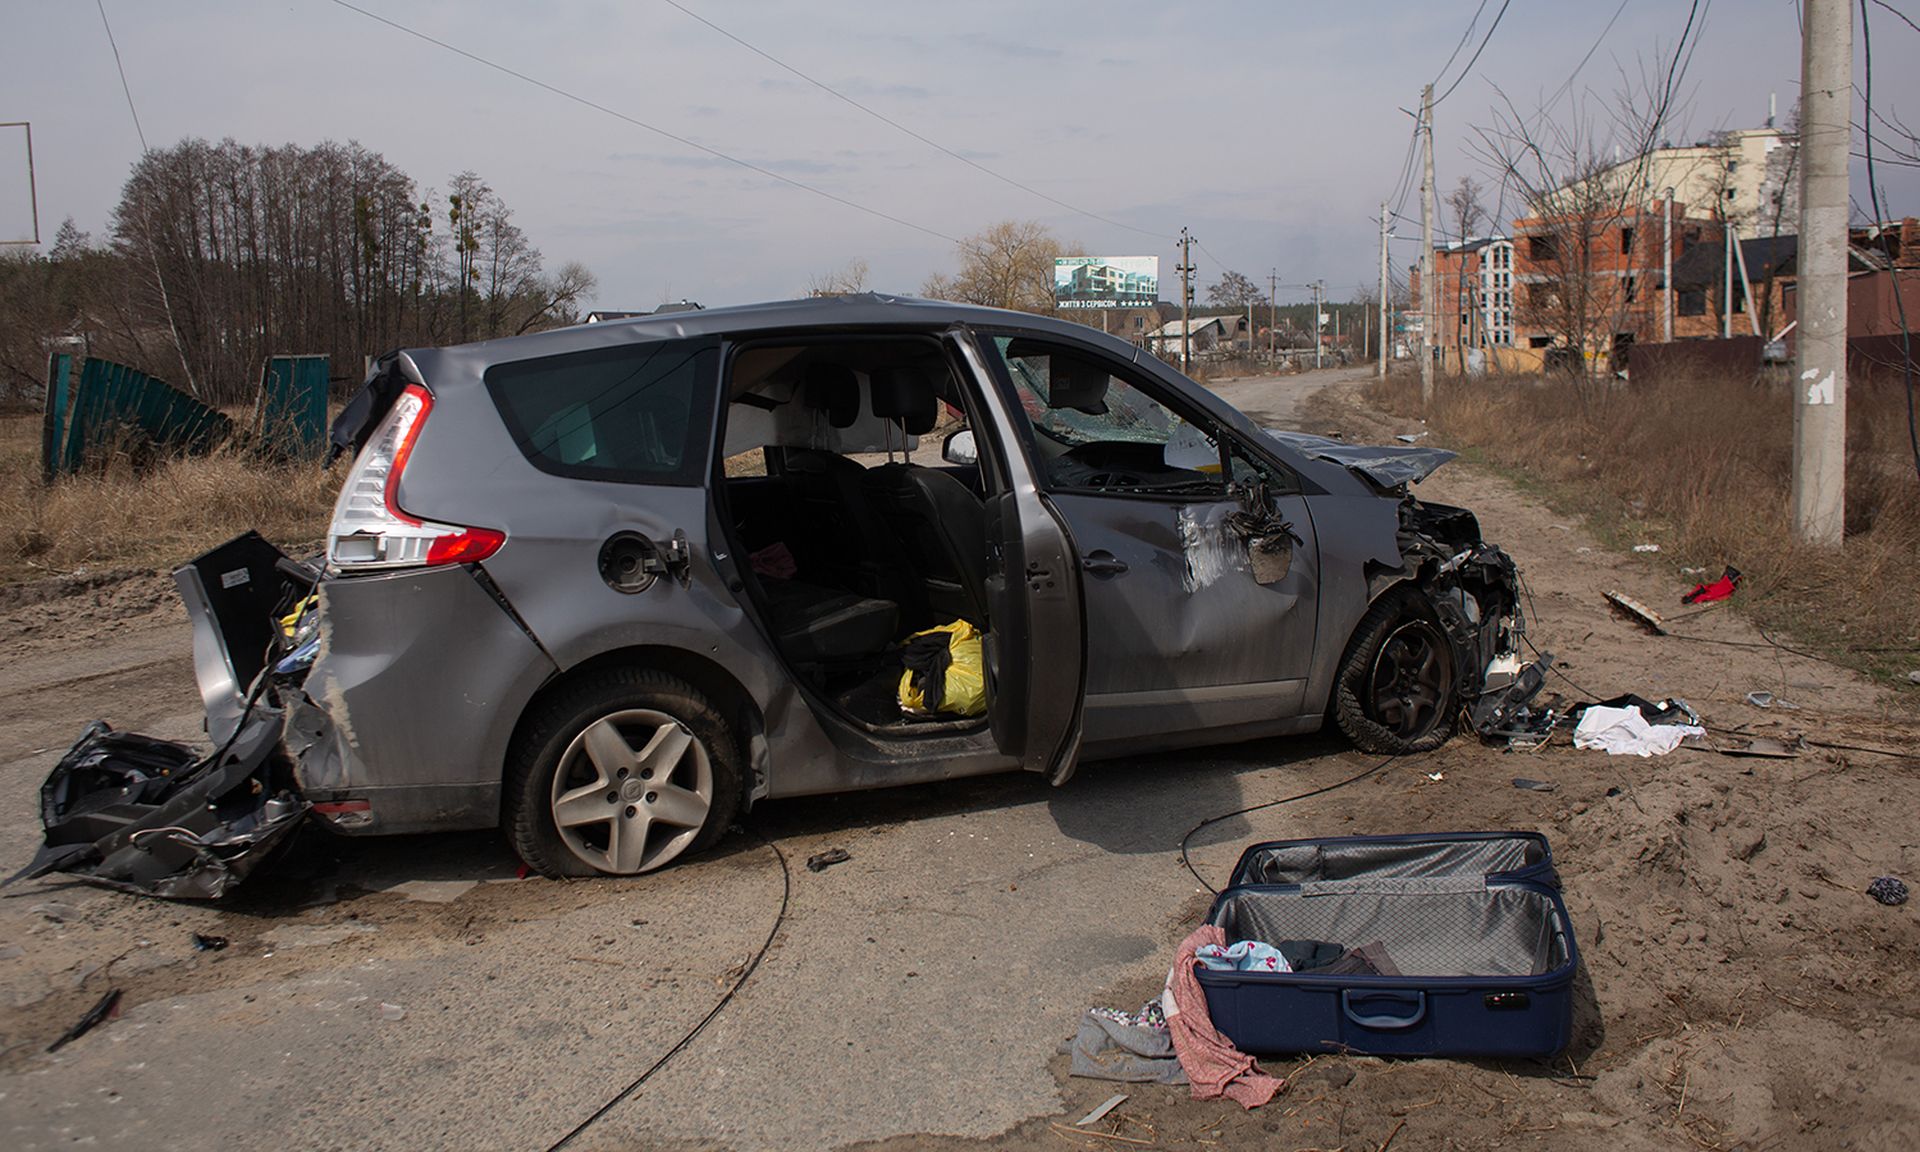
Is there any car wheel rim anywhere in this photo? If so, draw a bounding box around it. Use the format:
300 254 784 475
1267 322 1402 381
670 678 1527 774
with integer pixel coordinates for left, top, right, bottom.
549 708 713 875
1366 619 1452 740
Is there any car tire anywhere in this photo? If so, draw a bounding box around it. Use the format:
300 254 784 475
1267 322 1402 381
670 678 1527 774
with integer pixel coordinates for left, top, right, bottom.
1332 586 1459 755
504 668 742 879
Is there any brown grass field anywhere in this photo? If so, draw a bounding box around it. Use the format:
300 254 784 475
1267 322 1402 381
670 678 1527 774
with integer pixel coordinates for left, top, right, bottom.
1365 366 1920 687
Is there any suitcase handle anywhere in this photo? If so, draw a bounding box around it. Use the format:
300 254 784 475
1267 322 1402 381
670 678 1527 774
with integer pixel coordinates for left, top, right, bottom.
1341 989 1427 1030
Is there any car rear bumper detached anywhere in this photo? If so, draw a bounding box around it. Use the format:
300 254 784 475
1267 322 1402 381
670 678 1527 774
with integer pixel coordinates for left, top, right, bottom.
11 533 554 899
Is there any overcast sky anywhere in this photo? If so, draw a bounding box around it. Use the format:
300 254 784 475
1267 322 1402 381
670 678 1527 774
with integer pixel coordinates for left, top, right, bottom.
3 0 1915 310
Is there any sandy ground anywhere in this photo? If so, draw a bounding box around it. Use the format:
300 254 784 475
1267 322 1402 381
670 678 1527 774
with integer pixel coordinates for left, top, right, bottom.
1 367 1917 1151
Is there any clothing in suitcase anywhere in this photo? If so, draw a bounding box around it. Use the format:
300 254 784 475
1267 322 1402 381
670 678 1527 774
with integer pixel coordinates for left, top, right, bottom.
1195 832 1578 1058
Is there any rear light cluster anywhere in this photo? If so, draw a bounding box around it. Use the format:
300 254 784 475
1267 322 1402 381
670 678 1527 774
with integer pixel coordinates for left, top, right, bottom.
327 384 506 572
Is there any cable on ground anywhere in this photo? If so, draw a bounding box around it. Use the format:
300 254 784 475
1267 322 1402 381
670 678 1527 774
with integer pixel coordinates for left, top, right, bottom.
1177 753 1407 894
544 828 791 1152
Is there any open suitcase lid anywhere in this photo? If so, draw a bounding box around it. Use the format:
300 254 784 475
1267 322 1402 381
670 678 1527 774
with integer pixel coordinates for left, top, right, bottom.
1223 831 1557 892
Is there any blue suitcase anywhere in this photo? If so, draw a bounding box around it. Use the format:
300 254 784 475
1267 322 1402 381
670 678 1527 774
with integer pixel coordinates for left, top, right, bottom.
1195 832 1578 1058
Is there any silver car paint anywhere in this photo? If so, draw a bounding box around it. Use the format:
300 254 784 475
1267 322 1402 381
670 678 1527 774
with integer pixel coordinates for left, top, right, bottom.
293 295 1431 831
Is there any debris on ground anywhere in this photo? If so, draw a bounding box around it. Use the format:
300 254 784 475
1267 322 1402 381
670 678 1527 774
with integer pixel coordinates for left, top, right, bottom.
1075 1094 1128 1126
1571 704 1705 757
1512 777 1558 792
1683 565 1742 605
190 933 228 952
1603 590 1668 635
379 1002 406 1021
1745 690 1799 710
47 988 122 1052
1632 543 1660 553
1868 876 1909 906
805 848 852 873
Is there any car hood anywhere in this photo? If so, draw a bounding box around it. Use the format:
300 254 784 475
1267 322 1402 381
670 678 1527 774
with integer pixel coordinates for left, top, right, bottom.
1261 429 1456 490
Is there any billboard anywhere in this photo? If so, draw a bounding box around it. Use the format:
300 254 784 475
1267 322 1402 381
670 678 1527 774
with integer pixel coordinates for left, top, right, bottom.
1053 256 1159 309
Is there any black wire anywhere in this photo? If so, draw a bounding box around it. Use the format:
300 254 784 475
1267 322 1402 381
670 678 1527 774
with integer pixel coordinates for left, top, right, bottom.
1859 0 1920 484
660 0 1169 242
325 0 962 246
1177 753 1405 894
95 0 147 152
544 828 791 1152
1432 0 1513 107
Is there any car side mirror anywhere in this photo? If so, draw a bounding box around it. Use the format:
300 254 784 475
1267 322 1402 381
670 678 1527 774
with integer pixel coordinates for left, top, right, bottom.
942 428 978 466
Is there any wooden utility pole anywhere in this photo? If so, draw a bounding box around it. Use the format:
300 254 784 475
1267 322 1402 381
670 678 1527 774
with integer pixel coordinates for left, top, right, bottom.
1177 228 1196 374
1312 281 1324 369
1792 0 1850 545
1378 200 1390 379
1419 84 1437 407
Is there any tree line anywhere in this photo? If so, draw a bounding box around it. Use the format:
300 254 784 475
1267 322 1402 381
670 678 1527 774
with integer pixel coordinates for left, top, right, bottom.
1 137 594 407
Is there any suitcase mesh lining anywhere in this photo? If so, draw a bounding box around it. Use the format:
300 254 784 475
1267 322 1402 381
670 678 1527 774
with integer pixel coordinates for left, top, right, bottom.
1236 837 1545 887
1209 884 1566 978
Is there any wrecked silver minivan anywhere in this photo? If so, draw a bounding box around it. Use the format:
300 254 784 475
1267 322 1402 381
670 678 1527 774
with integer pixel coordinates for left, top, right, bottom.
23 295 1530 895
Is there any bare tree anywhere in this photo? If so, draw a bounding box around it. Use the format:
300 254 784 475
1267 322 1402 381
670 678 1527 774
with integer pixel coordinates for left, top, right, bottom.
1470 5 1707 382
807 259 869 297
1206 270 1261 308
922 220 1074 314
1447 175 1487 240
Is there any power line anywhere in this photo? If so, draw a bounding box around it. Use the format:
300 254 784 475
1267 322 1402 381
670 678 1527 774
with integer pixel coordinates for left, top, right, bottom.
1432 0 1513 106
325 0 962 246
1432 0 1491 93
659 0 1168 241
95 0 147 152
1858 0 1920 483
1870 0 1920 34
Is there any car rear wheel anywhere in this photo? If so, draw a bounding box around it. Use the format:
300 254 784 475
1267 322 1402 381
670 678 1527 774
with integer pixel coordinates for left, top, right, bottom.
1333 587 1459 755
505 669 742 878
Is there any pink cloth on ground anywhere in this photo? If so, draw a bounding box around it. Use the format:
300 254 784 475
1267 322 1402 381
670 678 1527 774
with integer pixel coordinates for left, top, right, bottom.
1161 924 1286 1109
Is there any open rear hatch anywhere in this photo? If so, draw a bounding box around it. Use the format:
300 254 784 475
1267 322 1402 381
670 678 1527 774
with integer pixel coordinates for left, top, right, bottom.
9 533 320 898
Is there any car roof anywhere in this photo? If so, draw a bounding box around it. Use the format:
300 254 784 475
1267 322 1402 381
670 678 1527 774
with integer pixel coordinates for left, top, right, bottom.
403 293 1153 373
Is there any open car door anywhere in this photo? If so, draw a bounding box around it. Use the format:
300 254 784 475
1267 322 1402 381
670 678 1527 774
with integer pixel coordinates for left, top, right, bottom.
951 330 1087 784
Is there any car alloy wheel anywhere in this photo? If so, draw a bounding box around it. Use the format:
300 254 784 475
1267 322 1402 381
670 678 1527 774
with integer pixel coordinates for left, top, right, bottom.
1365 618 1453 741
548 708 714 875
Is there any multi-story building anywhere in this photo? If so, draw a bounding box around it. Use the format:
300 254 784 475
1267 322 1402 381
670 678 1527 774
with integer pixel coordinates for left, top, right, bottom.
1408 237 1518 371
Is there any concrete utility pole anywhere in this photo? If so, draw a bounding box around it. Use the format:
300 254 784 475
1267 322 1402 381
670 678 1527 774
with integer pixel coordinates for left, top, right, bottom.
1378 201 1390 379
1793 0 1850 545
1177 227 1196 374
1268 269 1278 358
1662 189 1674 342
1723 222 1735 338
1312 281 1324 369
1419 83 1437 407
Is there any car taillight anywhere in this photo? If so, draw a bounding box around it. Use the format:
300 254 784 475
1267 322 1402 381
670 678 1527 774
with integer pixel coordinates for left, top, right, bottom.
327 385 506 572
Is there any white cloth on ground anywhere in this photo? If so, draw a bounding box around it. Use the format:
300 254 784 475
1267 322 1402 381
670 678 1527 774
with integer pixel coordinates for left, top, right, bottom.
1572 704 1704 757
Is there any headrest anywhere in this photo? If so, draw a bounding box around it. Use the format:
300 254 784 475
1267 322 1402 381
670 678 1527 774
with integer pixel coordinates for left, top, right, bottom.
870 367 938 435
1046 355 1110 415
803 363 859 428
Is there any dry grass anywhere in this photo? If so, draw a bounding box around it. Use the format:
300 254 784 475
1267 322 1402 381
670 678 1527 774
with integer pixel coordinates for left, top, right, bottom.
0 413 339 585
1365 367 1920 686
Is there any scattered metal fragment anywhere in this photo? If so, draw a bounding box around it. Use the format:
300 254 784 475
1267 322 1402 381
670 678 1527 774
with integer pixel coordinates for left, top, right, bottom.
1868 876 1909 906
1745 691 1801 710
380 1002 407 1021
1511 778 1558 792
48 988 122 1052
1077 1093 1129 1126
1604 591 1668 636
190 932 228 952
805 848 851 873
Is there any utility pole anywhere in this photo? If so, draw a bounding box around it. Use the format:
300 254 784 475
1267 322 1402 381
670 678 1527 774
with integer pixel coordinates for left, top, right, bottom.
1723 222 1735 339
1268 269 1278 358
1662 188 1674 342
1419 83 1437 407
1311 281 1324 369
1378 201 1390 379
1793 0 1850 545
1177 228 1196 374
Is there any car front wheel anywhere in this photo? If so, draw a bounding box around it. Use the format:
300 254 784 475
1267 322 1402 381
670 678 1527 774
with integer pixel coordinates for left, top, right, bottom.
505 669 742 878
1333 587 1459 755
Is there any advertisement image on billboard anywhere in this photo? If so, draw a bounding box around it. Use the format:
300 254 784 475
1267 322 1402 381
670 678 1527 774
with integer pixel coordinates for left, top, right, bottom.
1053 256 1159 309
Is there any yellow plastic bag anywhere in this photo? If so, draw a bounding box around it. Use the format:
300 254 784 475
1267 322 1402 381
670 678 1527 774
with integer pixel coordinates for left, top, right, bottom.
898 620 987 718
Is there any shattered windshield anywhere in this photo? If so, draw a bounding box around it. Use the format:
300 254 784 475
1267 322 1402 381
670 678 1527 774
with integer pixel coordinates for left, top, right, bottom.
999 346 1173 447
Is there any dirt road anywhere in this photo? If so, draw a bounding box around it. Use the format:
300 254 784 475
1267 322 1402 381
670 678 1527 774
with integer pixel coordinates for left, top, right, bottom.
3 366 1916 1151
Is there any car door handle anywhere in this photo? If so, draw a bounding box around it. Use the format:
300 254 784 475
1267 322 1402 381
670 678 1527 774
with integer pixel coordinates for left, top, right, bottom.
1081 551 1128 577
